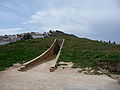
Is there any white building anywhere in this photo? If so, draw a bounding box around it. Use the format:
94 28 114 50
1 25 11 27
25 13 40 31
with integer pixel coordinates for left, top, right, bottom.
31 32 44 39
32 35 44 39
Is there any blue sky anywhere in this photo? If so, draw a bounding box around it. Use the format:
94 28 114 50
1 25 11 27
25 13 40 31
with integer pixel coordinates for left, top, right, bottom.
0 0 120 43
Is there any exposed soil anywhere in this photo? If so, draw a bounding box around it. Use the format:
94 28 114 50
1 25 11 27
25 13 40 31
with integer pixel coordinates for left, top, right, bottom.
0 60 120 90
98 62 120 72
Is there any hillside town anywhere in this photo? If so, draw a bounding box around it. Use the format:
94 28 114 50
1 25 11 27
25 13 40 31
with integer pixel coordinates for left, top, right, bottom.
0 32 50 45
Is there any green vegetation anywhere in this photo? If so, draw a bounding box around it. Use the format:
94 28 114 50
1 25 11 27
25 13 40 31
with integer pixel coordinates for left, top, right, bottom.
57 63 68 66
0 38 54 71
0 31 120 74
23 33 33 40
51 32 120 72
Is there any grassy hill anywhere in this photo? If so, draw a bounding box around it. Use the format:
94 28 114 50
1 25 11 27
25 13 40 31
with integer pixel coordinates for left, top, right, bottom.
51 31 120 74
0 38 54 71
0 31 120 74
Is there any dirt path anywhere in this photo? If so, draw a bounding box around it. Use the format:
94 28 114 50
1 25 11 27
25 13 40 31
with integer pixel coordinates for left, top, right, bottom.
0 60 120 90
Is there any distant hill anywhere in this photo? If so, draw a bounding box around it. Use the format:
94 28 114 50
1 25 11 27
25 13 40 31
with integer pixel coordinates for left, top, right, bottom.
0 31 120 74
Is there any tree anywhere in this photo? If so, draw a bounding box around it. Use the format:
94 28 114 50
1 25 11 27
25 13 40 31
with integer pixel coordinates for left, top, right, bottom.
103 41 106 43
49 30 53 33
113 41 116 44
109 40 111 44
56 30 63 33
23 33 33 40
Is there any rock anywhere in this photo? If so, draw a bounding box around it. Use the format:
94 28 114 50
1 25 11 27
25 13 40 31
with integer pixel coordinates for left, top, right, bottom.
13 63 21 68
50 67 57 72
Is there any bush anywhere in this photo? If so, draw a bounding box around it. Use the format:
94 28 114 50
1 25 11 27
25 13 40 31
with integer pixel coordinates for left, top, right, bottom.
23 33 33 40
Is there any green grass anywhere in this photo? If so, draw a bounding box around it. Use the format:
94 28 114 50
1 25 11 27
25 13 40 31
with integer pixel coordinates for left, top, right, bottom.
51 32 120 71
0 38 54 71
0 31 120 73
111 71 120 75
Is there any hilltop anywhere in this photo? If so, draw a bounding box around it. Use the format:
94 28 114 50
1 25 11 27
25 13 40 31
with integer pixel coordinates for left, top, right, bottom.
0 31 120 74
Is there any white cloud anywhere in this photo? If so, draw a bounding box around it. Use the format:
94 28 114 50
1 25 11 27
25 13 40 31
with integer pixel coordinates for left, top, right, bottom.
22 0 120 42
23 7 92 34
0 28 22 35
1 0 120 43
0 28 22 31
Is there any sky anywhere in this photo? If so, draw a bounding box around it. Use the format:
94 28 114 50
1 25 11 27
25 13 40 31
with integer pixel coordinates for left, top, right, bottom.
0 0 120 43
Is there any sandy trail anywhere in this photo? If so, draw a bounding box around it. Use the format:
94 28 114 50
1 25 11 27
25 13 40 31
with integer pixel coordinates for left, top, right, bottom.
0 60 120 90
